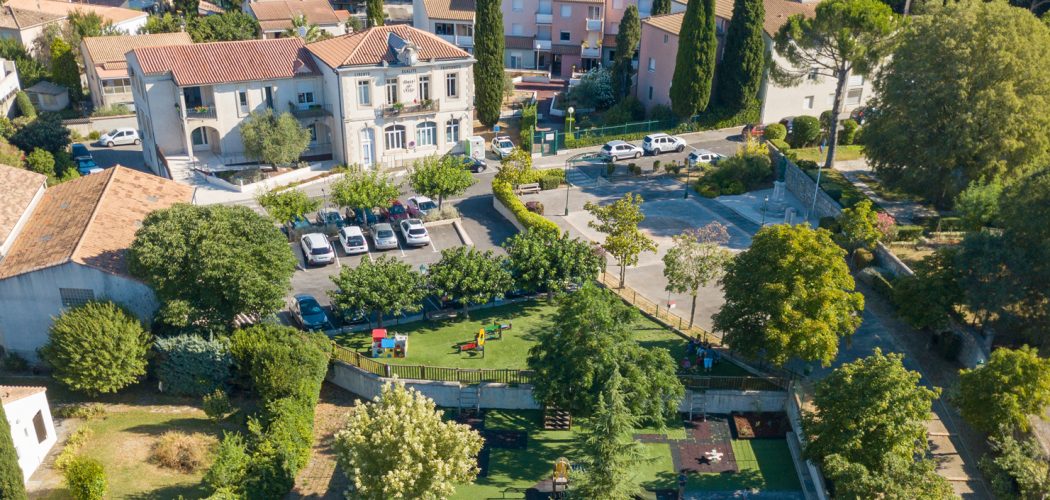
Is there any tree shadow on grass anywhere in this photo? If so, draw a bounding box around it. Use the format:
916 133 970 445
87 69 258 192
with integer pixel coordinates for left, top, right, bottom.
645 468 766 493
122 418 223 438
124 481 211 500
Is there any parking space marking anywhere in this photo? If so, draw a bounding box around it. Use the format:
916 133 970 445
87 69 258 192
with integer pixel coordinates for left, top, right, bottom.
396 237 406 257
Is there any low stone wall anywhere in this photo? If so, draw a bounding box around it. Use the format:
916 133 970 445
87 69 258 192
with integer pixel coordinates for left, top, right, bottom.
491 193 527 232
200 163 333 193
770 145 843 220
785 392 829 500
874 242 914 277
680 390 787 414
63 114 138 137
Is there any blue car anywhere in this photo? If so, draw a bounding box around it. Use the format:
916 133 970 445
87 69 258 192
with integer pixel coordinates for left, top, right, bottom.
71 143 92 161
352 207 378 227
76 159 102 175
290 294 329 331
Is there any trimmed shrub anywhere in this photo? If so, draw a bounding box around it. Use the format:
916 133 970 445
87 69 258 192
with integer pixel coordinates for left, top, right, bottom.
525 201 544 215
1 352 28 373
229 324 330 403
151 431 213 472
697 151 772 195
53 403 106 420
764 123 787 141
64 456 107 500
789 116 821 148
153 335 233 397
768 138 790 152
628 163 642 176
492 177 560 235
203 389 232 421
538 175 560 190
204 433 250 494
88 131 101 141
14 91 35 119
697 183 720 198
0 403 25 500
853 248 874 269
839 119 859 145
244 397 316 498
896 225 924 241
648 104 676 123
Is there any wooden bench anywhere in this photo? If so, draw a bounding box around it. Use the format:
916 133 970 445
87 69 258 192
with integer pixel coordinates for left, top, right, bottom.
514 182 541 195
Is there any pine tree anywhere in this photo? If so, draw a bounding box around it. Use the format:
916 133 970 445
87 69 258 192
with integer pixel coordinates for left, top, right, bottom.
652 0 672 15
366 0 384 27
669 0 717 118
611 5 641 98
715 0 765 114
0 404 27 500
474 0 504 126
575 372 647 498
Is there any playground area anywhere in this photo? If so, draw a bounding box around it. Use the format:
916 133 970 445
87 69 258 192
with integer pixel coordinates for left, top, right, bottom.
332 300 749 376
448 410 803 499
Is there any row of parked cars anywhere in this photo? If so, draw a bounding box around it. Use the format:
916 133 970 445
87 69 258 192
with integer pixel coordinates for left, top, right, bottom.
598 133 725 167
298 197 442 266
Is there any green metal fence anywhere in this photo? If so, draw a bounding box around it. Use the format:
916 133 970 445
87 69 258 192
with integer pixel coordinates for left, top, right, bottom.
533 117 683 156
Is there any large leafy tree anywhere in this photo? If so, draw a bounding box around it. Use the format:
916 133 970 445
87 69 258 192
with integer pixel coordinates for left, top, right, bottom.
334 381 483 499
714 0 765 114
503 229 602 297
662 222 732 329
713 225 863 367
891 248 962 331
575 372 647 498
40 301 152 395
10 113 70 155
980 434 1050 500
669 0 717 118
409 155 476 208
611 5 641 98
256 188 320 225
366 0 384 27
50 38 81 101
584 193 657 288
240 110 311 166
427 246 513 317
864 1 1050 206
806 350 950 499
330 167 400 210
328 256 426 327
957 346 1050 435
772 0 897 170
128 204 297 327
189 12 260 42
527 284 684 423
473 0 504 126
834 199 881 264
0 403 27 500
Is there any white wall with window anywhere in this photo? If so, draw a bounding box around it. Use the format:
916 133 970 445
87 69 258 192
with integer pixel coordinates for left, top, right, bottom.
384 124 406 149
3 387 57 482
416 120 436 147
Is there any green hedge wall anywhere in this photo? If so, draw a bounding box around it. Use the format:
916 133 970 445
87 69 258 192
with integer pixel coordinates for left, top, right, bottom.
154 335 233 397
492 177 560 235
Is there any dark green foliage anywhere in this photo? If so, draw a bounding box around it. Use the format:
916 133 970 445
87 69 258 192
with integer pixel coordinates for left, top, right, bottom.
203 389 232 421
0 404 26 499
696 150 772 196
954 177 1002 230
174 0 200 15
328 255 426 327
189 12 260 42
788 115 821 147
153 335 233 397
647 104 675 122
14 91 35 119
715 0 765 114
128 204 297 327
244 396 315 497
611 5 641 98
138 13 185 34
366 0 384 27
11 113 71 154
504 229 602 295
0 40 45 88
427 246 514 316
652 0 671 15
839 119 859 145
980 434 1050 500
891 249 962 330
670 0 717 117
764 122 787 141
64 456 107 500
894 225 923 240
601 96 645 126
229 324 331 403
41 301 152 395
204 433 250 494
50 38 81 101
473 0 504 126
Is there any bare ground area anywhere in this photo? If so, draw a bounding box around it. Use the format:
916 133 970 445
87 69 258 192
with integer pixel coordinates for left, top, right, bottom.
290 383 361 499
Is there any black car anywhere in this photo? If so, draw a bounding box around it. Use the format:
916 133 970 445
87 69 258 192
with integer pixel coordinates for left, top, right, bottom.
449 154 487 173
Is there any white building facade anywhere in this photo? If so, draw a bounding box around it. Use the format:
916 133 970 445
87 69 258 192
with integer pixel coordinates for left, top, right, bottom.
1 387 56 483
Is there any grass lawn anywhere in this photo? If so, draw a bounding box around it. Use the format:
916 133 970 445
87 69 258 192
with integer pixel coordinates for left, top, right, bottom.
792 144 864 162
451 410 801 499
333 300 749 376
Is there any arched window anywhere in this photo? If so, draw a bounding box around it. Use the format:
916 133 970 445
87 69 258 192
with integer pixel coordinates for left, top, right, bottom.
445 119 460 144
416 121 436 147
384 125 406 150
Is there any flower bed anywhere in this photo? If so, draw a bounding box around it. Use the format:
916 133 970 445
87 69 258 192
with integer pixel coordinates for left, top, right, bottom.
731 412 791 440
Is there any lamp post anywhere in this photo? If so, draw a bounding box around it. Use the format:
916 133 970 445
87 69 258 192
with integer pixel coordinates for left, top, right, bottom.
564 160 571 216
761 195 769 226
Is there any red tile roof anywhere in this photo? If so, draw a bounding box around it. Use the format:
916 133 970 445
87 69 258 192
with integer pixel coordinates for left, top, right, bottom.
307 24 471 69
0 386 45 405
132 37 320 86
643 0 815 37
249 0 342 31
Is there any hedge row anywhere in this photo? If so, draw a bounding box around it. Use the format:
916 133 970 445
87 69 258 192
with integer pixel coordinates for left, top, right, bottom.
492 177 560 235
153 335 232 397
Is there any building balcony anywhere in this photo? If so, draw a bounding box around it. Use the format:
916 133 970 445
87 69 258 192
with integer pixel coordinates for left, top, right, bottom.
535 12 552 23
438 34 473 48
378 99 439 118
534 39 551 51
581 45 600 58
185 105 217 120
289 102 332 118
586 18 602 32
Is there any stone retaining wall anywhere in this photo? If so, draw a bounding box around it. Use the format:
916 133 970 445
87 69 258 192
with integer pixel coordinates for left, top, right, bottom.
770 145 843 220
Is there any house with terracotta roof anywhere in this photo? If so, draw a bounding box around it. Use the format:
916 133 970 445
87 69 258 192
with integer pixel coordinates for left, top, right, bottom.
306 24 475 168
80 32 193 111
244 0 349 40
636 0 875 123
0 166 193 362
1 385 56 483
0 165 46 259
0 0 147 53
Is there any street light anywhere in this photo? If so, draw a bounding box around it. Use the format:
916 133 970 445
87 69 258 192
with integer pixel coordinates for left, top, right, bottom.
564 160 571 216
761 195 769 226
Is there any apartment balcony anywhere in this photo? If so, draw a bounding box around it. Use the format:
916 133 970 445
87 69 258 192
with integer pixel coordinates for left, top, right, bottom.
288 102 332 118
378 99 439 118
586 18 602 32
185 105 217 120
534 39 551 51
581 45 600 58
535 12 552 23
438 34 474 48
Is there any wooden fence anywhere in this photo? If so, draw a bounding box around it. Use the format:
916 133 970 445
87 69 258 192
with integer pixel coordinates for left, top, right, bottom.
597 272 724 346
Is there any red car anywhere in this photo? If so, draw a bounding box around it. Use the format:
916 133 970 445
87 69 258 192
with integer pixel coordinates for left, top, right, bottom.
741 123 766 138
380 200 409 223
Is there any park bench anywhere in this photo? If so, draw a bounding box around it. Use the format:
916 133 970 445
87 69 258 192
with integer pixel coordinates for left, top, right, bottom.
427 309 458 321
514 182 541 195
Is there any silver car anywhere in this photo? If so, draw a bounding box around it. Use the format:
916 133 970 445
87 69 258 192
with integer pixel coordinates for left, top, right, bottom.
399 218 430 247
599 140 644 161
370 223 398 250
97 128 140 147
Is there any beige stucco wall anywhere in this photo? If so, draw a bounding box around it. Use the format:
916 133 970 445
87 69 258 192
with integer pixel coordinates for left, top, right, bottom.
636 22 677 109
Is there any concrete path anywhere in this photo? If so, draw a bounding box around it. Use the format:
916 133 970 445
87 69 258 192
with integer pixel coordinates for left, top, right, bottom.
834 159 937 224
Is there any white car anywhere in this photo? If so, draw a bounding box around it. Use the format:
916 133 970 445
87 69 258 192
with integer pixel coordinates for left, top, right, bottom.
407 196 438 218
97 128 140 147
686 149 725 168
337 226 368 255
300 233 335 266
599 140 644 161
371 223 399 250
399 218 430 247
491 135 515 159
642 133 686 155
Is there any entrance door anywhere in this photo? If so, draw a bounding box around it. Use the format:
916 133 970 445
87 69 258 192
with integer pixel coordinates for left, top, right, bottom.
551 54 562 76
359 128 374 168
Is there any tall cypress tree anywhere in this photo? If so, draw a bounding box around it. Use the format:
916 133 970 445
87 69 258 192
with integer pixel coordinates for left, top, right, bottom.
611 5 641 98
669 0 717 118
652 0 672 16
0 404 27 500
474 0 504 126
715 0 766 114
366 0 384 27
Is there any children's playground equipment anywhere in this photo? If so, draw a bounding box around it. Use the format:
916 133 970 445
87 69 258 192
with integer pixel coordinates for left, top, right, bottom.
552 457 570 496
457 328 487 357
482 321 511 340
370 328 407 358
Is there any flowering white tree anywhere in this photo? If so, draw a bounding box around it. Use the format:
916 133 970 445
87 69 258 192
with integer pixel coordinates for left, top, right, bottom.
333 381 484 499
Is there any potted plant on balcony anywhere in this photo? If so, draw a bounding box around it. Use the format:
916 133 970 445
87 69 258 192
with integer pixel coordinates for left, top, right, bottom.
392 102 405 114
193 105 210 114
420 98 433 109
